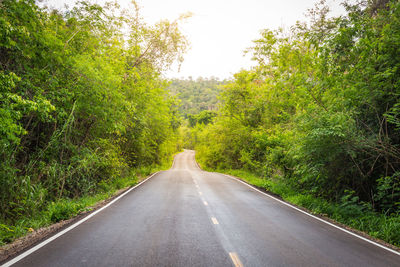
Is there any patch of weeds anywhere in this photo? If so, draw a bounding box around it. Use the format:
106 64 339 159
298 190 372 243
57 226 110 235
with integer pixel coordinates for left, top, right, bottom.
48 200 84 223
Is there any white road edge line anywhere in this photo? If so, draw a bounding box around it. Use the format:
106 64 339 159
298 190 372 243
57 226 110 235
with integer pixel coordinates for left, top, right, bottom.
221 173 400 257
229 252 243 267
171 154 178 168
193 153 202 170
1 172 160 267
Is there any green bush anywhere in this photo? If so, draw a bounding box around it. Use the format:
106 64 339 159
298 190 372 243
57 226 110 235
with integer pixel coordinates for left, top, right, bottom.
48 200 83 223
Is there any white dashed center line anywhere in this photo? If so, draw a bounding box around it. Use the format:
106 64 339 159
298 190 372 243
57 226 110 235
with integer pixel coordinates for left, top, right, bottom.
211 217 219 225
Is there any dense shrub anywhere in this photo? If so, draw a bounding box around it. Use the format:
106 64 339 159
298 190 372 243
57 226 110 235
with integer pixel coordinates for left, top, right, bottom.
0 0 185 225
194 0 400 214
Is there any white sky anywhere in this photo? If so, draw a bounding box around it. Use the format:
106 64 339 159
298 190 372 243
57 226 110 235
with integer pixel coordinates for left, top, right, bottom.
45 0 345 80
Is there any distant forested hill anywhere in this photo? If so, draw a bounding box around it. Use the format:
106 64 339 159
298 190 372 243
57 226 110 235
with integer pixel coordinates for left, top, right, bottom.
168 77 226 116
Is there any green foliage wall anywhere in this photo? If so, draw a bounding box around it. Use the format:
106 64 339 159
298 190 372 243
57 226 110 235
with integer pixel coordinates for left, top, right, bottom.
194 0 400 213
0 0 186 222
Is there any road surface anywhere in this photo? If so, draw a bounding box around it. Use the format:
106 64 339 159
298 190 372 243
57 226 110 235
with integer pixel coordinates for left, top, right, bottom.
3 150 400 266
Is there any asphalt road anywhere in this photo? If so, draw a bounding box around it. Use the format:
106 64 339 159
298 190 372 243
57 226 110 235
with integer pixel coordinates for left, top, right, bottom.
3 150 400 266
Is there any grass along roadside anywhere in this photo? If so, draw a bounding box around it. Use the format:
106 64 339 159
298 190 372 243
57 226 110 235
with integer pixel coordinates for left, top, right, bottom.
0 176 136 247
199 163 400 249
0 152 179 249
